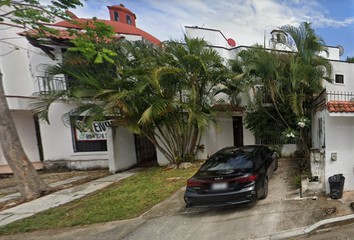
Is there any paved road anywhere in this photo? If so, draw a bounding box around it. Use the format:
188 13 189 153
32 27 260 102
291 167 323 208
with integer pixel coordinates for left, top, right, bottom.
1 159 354 240
0 188 352 240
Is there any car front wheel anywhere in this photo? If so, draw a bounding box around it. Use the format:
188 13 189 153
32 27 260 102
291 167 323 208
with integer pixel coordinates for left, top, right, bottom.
259 176 268 200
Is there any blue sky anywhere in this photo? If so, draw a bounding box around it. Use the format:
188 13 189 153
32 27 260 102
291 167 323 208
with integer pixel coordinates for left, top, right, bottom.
71 0 354 60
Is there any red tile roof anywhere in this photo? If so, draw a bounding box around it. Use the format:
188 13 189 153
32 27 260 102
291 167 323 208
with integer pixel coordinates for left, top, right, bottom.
212 104 244 112
52 19 161 45
327 101 354 113
18 29 77 40
18 29 123 41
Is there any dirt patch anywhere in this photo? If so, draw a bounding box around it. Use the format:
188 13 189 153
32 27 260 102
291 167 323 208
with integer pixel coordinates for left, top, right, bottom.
0 169 110 211
322 207 338 216
259 158 300 204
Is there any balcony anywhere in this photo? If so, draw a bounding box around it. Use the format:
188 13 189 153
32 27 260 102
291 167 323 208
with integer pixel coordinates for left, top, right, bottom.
256 86 272 104
37 76 67 93
313 89 354 113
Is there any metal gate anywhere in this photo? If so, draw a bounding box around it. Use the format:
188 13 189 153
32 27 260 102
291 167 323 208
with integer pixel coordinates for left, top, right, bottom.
134 134 157 164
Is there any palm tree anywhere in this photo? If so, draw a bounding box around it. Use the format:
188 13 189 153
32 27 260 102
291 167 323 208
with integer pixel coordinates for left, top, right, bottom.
32 36 232 164
271 22 332 160
232 45 290 127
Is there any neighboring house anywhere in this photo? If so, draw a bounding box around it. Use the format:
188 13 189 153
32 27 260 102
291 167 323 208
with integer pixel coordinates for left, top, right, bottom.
0 4 161 172
312 58 354 193
185 26 354 194
181 26 298 163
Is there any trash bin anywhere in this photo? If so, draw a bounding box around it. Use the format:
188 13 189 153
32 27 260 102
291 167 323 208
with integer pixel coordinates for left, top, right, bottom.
328 174 345 199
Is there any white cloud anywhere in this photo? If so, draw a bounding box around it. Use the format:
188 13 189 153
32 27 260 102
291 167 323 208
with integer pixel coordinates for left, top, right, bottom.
68 0 353 49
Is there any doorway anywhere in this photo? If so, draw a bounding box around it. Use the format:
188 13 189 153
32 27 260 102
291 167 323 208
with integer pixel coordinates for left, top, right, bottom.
134 134 157 166
233 116 244 147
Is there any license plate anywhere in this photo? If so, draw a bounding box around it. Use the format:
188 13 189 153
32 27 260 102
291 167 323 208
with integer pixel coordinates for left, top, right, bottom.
212 182 228 190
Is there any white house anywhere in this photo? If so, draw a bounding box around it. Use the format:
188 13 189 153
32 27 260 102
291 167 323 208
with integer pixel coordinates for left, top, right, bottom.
186 26 354 194
312 58 354 193
0 4 161 173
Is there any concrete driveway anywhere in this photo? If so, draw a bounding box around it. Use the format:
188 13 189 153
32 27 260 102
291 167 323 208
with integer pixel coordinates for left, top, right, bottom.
1 158 354 240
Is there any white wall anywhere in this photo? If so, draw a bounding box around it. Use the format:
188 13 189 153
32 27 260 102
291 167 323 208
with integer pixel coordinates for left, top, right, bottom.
156 148 169 166
39 102 108 161
107 127 137 173
185 27 229 48
323 61 354 93
318 46 340 61
122 34 143 41
0 25 37 102
202 112 254 158
185 26 251 61
312 109 326 149
28 46 63 83
325 115 354 192
0 111 40 165
216 113 234 149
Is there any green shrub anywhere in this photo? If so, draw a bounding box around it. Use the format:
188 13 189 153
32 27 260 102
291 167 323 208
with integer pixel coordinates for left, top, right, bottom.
293 172 310 188
293 173 302 188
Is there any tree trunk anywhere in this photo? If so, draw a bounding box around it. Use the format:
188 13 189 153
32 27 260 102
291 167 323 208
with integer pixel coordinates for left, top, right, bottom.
0 70 48 200
298 128 311 170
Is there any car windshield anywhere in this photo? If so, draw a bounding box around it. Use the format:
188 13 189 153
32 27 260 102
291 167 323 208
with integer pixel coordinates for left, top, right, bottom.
199 150 255 172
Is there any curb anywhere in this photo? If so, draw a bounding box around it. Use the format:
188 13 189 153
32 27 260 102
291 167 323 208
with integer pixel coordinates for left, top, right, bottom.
254 214 354 240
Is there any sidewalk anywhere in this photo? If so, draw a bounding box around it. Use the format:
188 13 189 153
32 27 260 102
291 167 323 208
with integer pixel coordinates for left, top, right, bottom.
0 168 143 227
0 162 43 175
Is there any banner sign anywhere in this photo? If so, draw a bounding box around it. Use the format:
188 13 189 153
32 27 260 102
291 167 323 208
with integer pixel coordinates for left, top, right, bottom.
75 120 112 141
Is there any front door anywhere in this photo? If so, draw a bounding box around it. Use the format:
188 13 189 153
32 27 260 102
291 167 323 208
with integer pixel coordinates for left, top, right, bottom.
233 116 243 147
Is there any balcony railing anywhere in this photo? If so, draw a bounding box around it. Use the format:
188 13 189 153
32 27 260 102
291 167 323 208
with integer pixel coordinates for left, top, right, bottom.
313 89 354 113
256 86 272 104
37 76 67 93
327 91 354 102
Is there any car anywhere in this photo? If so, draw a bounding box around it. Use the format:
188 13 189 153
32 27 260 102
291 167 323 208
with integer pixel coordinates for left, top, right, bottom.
184 145 278 208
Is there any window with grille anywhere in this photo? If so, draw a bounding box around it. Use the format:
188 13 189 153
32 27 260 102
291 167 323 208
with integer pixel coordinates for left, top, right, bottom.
335 74 344 84
256 86 272 104
71 117 111 152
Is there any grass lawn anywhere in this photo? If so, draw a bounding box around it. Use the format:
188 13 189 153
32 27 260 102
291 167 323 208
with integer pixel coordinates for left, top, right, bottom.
0 166 198 235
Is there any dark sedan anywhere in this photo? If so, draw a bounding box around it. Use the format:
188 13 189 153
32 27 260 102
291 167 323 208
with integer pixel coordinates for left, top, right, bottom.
184 145 278 208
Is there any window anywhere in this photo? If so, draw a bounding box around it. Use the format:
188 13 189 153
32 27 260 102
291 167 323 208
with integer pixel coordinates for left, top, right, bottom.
199 152 254 173
126 15 132 25
114 11 119 21
335 74 344 84
71 117 111 152
256 86 272 104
